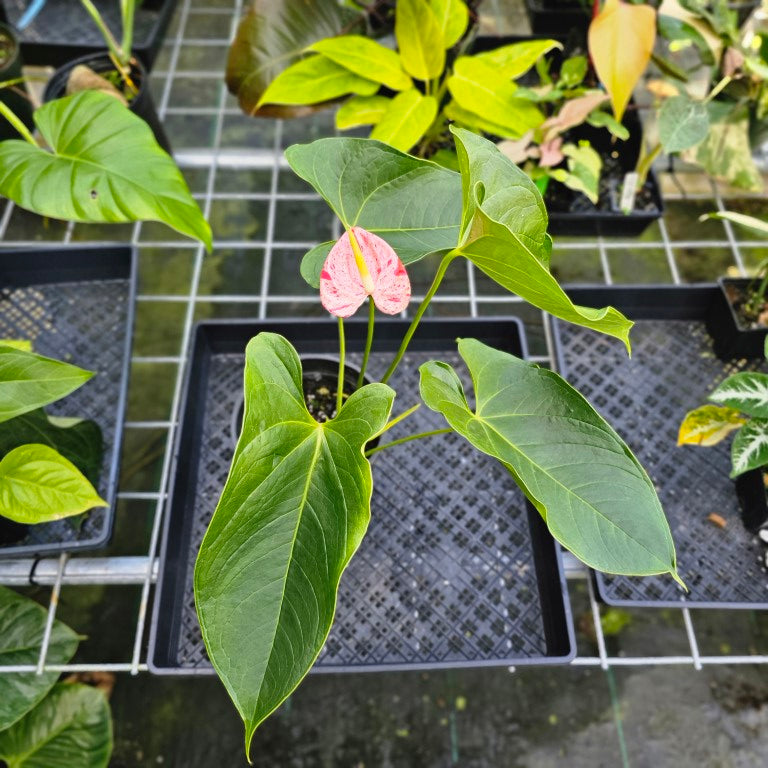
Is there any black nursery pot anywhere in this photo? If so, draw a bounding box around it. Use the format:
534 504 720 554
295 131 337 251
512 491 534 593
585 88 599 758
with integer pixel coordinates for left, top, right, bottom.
0 22 34 141
707 278 768 360
42 51 171 153
0 516 28 545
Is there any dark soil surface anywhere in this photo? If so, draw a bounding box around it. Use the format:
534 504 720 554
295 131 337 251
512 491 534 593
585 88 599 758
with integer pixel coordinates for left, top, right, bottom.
725 281 768 330
0 31 15 68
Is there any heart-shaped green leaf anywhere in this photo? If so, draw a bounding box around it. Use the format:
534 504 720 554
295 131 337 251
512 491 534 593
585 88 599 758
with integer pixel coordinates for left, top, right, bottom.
0 347 93 424
0 444 107 524
419 339 680 580
0 683 112 768
0 91 211 249
0 586 80 731
451 126 633 350
195 333 394 755
285 137 462 286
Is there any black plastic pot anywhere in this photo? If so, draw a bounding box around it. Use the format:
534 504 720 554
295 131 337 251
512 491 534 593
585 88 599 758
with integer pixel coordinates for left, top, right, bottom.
42 51 171 154
0 245 136 558
707 277 768 360
551 285 768 609
0 0 175 69
0 21 33 141
149 317 575 674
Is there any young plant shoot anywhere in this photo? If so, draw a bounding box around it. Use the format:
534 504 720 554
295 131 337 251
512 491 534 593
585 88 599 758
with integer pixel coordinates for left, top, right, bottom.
194 128 681 758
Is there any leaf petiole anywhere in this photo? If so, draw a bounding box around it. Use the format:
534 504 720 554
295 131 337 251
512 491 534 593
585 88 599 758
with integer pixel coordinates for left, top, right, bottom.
0 102 36 146
357 296 375 390
337 316 345 414
377 403 420 437
364 427 451 457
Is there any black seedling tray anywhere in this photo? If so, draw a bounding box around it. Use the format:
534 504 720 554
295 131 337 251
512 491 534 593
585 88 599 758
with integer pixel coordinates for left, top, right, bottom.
551 285 768 609
149 317 575 674
0 246 135 557
0 0 175 69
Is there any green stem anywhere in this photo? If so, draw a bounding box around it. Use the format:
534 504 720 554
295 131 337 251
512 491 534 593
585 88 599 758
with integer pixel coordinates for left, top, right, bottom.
80 0 125 65
357 296 375 390
704 75 732 105
0 102 36 146
378 403 420 436
635 142 661 187
365 428 451 458
120 0 135 63
381 250 458 384
336 317 345 415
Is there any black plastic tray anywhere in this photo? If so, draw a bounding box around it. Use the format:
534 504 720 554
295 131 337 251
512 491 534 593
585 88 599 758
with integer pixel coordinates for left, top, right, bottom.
149 317 575 674
524 0 590 37
0 245 136 557
0 0 175 69
551 285 768 609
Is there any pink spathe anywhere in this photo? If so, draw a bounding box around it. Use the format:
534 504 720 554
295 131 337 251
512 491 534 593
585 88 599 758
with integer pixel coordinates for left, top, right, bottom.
320 227 411 318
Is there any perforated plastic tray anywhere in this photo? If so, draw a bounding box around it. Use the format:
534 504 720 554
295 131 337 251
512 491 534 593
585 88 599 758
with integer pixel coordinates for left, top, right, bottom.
0 0 175 69
0 245 136 557
551 285 768 609
149 317 575 674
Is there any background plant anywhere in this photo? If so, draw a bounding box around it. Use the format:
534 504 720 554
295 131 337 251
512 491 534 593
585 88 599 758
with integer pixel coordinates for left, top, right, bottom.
194 128 681 758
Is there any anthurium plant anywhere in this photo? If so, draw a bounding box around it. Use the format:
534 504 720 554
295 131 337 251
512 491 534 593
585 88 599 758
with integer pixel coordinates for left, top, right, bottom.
194 126 682 757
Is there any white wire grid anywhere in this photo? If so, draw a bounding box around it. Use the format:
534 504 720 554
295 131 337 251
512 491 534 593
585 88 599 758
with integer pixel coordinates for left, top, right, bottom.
2 0 768 678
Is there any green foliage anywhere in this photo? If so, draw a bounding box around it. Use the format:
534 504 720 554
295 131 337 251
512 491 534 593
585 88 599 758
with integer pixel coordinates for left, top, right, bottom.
395 0 446 80
658 93 709 152
195 333 394 754
0 91 211 248
370 89 438 151
550 141 602 204
419 339 679 578
0 586 80 731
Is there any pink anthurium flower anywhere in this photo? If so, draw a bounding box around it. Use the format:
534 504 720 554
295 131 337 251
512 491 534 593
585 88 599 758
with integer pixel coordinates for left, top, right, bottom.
320 227 411 318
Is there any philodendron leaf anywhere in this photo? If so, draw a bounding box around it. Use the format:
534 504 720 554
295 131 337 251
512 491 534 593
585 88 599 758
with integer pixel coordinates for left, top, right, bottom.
0 586 80 730
195 333 394 754
369 89 438 152
419 339 680 580
285 137 462 287
427 0 469 48
678 405 745 446
658 93 709 152
0 91 212 249
395 0 445 80
0 683 112 768
0 444 107 524
335 95 391 129
0 346 92 424
474 39 562 79
226 0 361 116
731 419 768 476
710 372 768 418
450 126 633 349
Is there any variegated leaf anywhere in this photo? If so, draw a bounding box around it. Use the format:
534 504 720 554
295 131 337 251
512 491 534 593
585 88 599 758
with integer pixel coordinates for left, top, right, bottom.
731 419 768 476
677 405 746 447
710 372 768 419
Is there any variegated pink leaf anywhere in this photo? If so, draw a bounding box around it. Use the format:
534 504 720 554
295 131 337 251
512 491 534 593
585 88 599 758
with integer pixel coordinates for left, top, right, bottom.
320 227 411 318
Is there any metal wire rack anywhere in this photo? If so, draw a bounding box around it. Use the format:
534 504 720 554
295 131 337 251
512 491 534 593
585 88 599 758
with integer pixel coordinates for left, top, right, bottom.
2 0 768 682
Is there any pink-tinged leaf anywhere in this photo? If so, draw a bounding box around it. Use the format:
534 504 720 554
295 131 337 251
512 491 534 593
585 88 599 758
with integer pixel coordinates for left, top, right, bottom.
320 227 411 317
538 137 564 168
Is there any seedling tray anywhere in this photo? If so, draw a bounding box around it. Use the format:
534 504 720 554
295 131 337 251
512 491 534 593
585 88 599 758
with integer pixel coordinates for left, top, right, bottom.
551 285 768 609
149 317 575 674
0 0 175 69
0 245 135 557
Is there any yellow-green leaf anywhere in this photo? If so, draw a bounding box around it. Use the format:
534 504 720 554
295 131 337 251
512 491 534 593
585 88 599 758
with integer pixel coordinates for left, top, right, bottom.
395 0 445 80
258 54 379 107
474 39 562 79
336 95 391 129
588 0 656 122
370 90 438 152
309 36 412 91
678 405 746 447
427 0 469 48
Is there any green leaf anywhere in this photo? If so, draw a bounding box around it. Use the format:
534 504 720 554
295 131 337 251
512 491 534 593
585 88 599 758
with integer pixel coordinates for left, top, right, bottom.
444 100 521 140
309 36 412 91
370 89 438 152
0 586 80 731
0 92 211 249
0 340 32 352
335 95 391 129
475 39 562 79
585 109 630 140
225 0 361 116
731 419 768 476
0 409 103 485
447 57 545 139
677 404 745 446
559 55 588 87
427 0 469 47
701 211 768 236
419 339 679 579
0 346 92 424
395 0 445 80
710 372 768 418
0 683 112 768
195 333 395 754
285 137 462 285
0 444 107 524
450 126 633 350
300 242 333 289
258 54 379 107
551 142 602 205
658 93 709 152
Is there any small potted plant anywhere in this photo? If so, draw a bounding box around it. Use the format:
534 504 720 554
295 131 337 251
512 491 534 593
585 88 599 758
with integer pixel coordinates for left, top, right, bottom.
191 127 681 758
